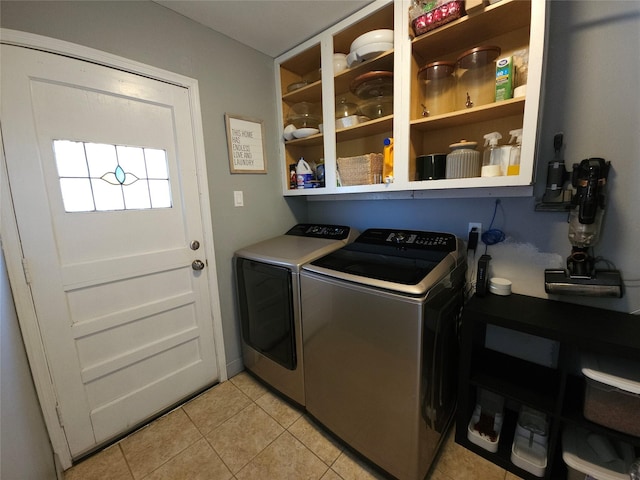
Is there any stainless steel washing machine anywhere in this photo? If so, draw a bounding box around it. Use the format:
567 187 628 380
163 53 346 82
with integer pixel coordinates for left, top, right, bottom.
234 224 357 406
301 228 466 480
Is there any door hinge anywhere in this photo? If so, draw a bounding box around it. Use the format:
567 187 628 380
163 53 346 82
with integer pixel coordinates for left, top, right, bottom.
22 257 32 284
55 403 64 427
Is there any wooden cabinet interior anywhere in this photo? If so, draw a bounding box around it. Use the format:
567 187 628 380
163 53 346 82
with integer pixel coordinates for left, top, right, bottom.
276 0 544 195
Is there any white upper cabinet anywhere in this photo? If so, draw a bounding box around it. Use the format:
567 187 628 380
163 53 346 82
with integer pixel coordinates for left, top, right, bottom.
275 0 546 198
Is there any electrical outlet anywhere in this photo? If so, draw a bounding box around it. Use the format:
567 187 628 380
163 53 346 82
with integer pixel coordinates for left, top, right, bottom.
468 222 482 237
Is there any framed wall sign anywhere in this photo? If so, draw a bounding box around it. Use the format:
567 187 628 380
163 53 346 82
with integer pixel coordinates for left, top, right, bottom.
224 113 267 174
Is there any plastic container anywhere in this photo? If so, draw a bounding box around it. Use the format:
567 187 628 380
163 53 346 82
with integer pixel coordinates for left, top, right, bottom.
410 0 464 37
581 353 640 436
456 46 501 110
416 154 446 180
563 425 635 480
467 389 504 453
295 157 314 189
383 137 394 183
418 61 456 116
445 140 480 179
507 128 523 176
511 406 548 477
489 277 511 296
481 131 504 177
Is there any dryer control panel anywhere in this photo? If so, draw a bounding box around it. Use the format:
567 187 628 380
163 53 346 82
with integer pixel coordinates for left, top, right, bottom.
286 223 352 240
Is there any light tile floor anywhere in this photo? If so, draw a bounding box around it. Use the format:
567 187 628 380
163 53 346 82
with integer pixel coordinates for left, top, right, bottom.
64 372 524 480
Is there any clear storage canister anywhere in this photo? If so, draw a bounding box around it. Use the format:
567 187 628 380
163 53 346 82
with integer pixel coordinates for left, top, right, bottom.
455 46 501 110
418 61 456 116
446 140 481 179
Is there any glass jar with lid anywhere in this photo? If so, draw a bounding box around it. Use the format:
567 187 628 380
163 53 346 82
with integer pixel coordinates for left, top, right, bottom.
455 46 501 110
418 61 456 117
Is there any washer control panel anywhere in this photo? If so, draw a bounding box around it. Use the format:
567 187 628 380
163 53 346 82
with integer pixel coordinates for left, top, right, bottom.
357 228 457 251
286 223 352 240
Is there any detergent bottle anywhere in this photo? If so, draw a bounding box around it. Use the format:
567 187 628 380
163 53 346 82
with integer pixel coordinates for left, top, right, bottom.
507 128 523 176
481 132 503 177
383 137 394 183
296 157 313 189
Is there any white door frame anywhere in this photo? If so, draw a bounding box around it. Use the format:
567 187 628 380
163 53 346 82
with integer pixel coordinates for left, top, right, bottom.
0 28 227 470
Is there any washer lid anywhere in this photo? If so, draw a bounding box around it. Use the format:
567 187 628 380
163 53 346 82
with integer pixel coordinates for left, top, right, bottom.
303 229 463 295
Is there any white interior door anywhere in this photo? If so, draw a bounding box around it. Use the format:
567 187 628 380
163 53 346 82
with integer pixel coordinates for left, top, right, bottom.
1 44 223 458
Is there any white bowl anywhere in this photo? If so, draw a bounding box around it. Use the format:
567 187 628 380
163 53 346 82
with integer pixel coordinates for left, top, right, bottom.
333 53 348 74
350 29 393 54
347 42 394 67
293 128 320 139
283 124 296 141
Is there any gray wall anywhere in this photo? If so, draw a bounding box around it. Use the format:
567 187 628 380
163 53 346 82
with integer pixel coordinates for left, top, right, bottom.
0 0 307 377
310 0 640 315
1 250 57 479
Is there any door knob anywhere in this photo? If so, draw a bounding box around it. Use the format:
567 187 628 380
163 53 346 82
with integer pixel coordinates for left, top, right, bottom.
192 259 205 271
190 240 200 250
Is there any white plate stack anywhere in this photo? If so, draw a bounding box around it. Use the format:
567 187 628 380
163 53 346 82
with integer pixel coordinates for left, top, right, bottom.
346 29 393 68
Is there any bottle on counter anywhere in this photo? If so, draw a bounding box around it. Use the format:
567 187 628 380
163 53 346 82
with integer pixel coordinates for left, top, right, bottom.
507 128 523 176
481 131 504 177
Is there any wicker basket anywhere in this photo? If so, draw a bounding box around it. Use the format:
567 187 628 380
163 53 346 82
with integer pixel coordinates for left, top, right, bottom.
337 153 383 186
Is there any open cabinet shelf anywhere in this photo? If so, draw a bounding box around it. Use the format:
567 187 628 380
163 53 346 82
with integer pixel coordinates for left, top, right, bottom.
275 0 545 197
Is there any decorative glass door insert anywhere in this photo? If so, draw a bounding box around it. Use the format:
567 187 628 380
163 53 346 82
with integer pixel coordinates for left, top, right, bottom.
53 140 172 212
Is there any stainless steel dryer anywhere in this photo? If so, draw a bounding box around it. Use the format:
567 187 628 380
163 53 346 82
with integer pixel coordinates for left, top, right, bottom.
301 228 466 480
234 224 357 406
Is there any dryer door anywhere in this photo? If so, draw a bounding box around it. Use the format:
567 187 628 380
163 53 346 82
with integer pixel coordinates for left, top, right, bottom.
236 258 296 370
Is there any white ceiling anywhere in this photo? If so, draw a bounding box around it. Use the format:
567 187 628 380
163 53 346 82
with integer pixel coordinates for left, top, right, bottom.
155 1 374 58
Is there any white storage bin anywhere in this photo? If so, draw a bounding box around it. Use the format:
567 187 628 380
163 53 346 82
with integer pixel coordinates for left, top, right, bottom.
581 353 640 437
562 425 635 480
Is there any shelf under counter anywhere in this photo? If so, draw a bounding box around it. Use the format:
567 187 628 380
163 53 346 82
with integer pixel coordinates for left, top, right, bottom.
462 294 640 360
455 407 564 480
469 348 559 416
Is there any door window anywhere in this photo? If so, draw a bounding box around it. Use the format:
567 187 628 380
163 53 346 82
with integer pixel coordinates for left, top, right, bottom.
53 140 172 212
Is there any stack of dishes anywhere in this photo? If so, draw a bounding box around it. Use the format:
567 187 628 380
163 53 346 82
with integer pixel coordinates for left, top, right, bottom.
346 29 393 68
